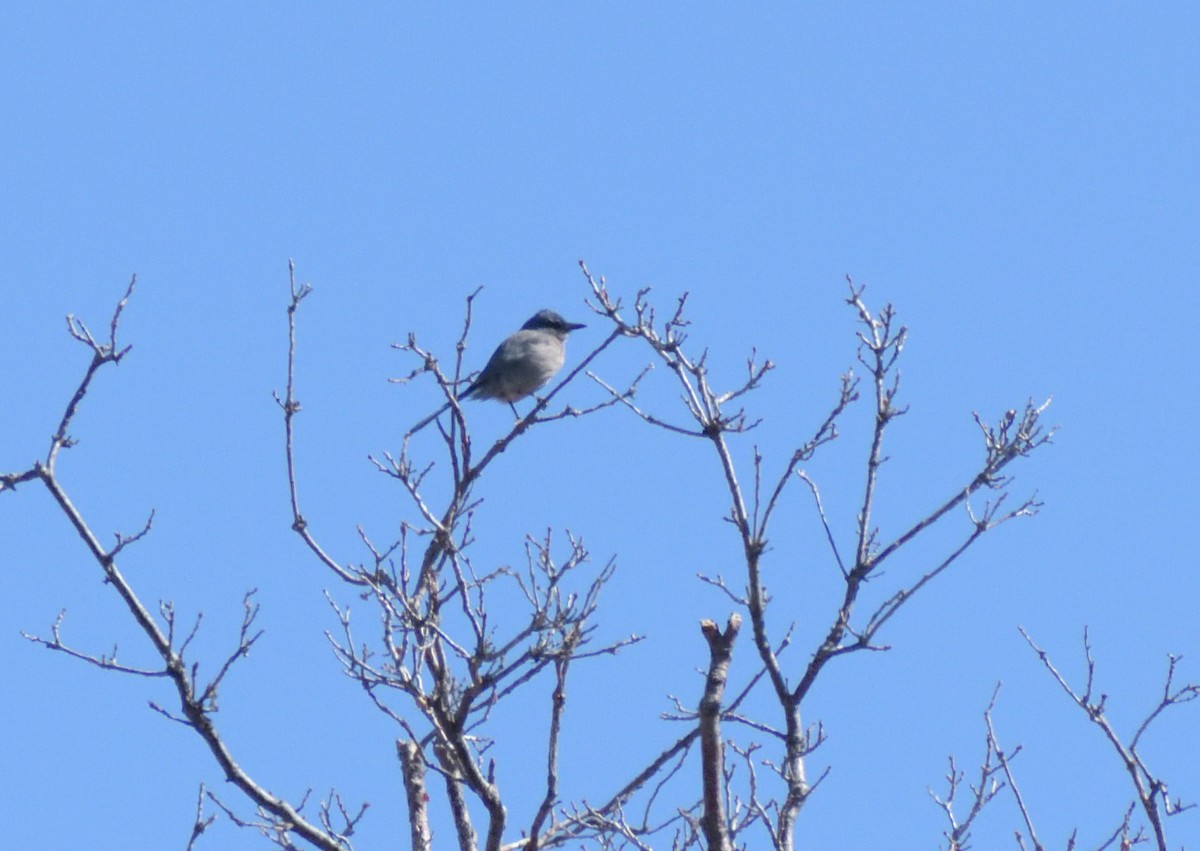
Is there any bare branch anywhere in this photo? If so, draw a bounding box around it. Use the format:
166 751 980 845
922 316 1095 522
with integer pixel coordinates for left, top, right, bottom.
398 740 433 851
1021 628 1198 851
698 614 741 851
0 466 40 494
49 274 138 469
526 654 573 849
985 691 1043 851
930 684 1008 851
757 370 859 536
199 590 265 710
276 260 365 587
796 472 847 578
186 783 218 851
21 609 165 677
14 276 350 851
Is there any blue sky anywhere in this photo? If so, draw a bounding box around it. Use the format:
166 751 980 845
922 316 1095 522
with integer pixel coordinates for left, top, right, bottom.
2 4 1198 849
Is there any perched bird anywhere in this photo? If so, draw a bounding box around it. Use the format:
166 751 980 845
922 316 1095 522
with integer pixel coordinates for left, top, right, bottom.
408 309 586 435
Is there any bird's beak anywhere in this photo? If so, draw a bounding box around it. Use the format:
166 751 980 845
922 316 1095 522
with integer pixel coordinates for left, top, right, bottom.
566 322 586 331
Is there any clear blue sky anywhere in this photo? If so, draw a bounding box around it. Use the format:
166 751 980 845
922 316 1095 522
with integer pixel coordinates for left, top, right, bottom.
2 4 1198 848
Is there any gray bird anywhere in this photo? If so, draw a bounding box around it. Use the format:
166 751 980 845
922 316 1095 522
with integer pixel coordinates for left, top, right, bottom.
408 309 586 435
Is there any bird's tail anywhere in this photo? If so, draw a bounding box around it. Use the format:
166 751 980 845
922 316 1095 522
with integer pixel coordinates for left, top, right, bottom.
406 399 455 437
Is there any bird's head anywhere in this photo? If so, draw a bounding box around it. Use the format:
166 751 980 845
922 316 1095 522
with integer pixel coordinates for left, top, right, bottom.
522 309 586 336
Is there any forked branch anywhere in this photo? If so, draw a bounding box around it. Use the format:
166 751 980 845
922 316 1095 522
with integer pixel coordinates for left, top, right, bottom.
1021 628 1198 851
8 277 350 851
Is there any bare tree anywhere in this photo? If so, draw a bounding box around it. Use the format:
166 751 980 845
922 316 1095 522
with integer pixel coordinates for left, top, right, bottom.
577 264 1052 850
9 262 1187 850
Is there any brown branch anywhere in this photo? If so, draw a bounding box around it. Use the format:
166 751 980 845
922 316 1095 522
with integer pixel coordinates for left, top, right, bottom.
398 740 433 851
985 692 1043 851
185 783 217 851
756 370 859 537
49 274 138 469
17 278 349 851
1021 628 1198 851
275 259 365 587
791 395 1052 707
698 614 741 851
583 266 1058 850
526 653 573 849
21 608 166 677
846 280 908 574
930 684 1008 851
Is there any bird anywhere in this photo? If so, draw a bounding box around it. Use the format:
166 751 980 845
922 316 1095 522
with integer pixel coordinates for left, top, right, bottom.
407 309 586 435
